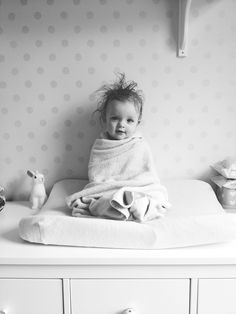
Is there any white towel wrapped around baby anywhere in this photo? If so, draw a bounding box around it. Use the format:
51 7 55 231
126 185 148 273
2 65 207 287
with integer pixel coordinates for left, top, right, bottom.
66 134 171 222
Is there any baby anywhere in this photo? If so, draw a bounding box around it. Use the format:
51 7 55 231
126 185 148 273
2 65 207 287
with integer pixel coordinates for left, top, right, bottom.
66 73 170 222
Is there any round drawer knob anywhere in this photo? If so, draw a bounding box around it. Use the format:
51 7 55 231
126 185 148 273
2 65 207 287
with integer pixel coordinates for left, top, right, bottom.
123 309 136 314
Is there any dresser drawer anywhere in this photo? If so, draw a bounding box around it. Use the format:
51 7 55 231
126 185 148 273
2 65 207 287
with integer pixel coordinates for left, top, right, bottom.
71 278 189 314
198 278 236 314
0 279 63 314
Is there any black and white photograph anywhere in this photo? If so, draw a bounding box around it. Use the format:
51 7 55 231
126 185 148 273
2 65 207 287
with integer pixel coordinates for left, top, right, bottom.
0 1 236 313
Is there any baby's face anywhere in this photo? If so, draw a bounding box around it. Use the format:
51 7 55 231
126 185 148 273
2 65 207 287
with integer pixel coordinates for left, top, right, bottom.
104 100 140 140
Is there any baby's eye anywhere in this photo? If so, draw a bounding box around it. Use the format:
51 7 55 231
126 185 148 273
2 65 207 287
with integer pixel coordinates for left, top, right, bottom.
127 119 134 123
110 117 118 121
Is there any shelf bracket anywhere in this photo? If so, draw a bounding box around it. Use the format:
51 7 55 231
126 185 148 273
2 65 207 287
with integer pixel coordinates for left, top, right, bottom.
178 0 192 57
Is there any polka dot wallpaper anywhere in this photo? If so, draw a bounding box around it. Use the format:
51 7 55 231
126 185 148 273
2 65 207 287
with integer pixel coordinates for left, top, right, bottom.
0 0 236 200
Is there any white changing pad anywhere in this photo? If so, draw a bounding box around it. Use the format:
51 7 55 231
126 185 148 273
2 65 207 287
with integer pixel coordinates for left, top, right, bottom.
19 179 236 249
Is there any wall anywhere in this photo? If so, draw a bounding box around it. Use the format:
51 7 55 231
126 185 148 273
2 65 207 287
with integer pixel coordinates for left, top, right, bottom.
0 0 236 199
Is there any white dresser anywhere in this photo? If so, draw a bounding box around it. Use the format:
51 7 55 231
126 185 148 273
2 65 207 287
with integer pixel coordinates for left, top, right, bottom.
1 202 236 314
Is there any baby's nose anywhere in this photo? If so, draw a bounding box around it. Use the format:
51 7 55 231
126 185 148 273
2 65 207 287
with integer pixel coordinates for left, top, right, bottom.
118 120 125 127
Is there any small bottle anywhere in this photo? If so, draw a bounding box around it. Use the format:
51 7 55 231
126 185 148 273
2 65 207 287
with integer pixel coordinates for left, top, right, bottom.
0 186 6 212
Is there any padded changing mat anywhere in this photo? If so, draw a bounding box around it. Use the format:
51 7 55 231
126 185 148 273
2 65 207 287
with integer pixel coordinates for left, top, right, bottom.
19 179 236 249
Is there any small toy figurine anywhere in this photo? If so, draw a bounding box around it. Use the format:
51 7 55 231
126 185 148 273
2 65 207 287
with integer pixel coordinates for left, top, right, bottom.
27 170 47 210
0 186 6 212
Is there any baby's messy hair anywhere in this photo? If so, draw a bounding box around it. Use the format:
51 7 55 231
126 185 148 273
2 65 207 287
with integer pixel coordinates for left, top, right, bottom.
94 73 144 123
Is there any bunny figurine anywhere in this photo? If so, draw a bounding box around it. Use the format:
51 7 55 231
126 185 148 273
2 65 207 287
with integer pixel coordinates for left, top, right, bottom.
27 170 47 210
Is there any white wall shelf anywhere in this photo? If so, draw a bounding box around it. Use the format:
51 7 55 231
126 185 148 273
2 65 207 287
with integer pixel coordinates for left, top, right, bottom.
178 0 193 57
